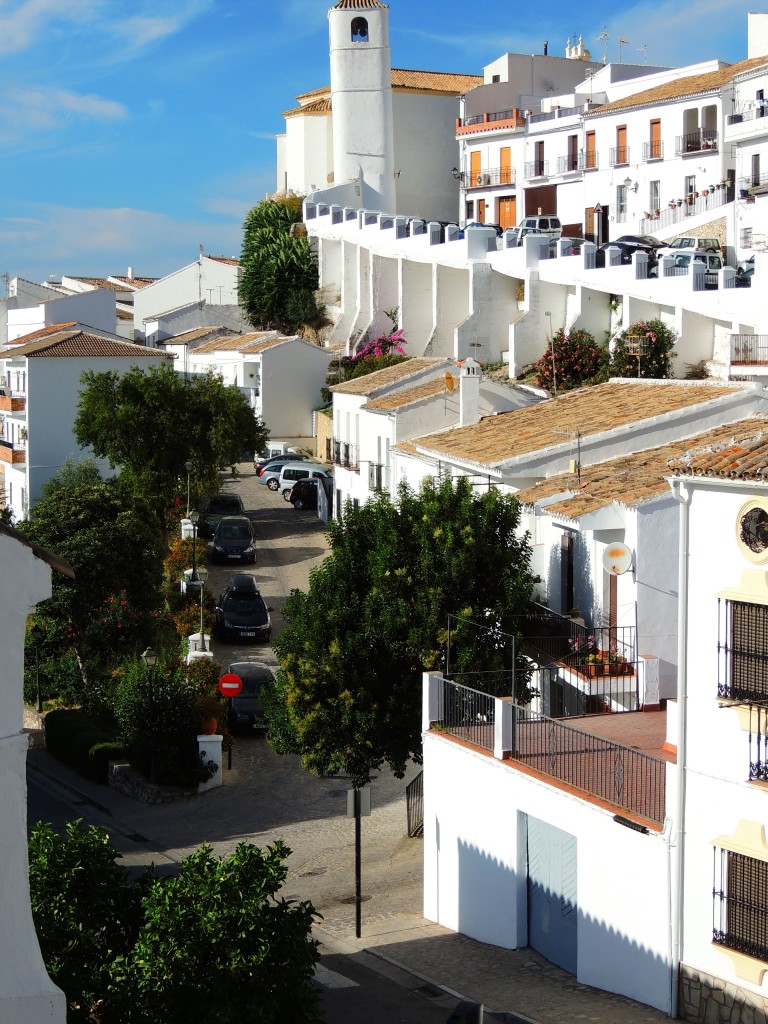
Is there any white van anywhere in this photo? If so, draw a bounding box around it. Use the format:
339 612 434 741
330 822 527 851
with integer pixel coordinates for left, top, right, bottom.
276 462 332 496
516 215 562 240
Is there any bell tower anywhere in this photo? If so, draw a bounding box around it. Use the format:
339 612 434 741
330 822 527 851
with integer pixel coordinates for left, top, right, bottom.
328 0 395 212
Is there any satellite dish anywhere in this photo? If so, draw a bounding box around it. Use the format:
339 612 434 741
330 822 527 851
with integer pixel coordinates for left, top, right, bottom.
602 543 633 576
444 372 457 393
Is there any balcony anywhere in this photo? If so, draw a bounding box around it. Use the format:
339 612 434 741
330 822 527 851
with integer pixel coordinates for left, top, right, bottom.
368 462 390 492
675 129 718 155
0 439 26 464
578 150 598 171
331 438 359 471
524 160 549 179
464 166 516 189
642 140 664 161
456 109 526 136
609 146 630 167
556 154 580 174
730 334 768 366
0 392 26 412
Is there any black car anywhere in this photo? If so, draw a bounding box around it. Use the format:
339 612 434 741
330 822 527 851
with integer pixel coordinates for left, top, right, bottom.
287 477 319 510
214 574 272 644
614 234 664 250
198 493 244 537
595 241 659 269
226 661 274 733
254 452 310 476
211 516 256 564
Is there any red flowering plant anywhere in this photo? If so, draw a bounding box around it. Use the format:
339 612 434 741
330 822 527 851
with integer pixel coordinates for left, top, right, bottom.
532 328 605 392
611 318 676 379
352 328 408 360
164 536 209 588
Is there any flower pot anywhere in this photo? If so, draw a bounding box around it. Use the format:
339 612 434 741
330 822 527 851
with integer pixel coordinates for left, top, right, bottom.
200 716 218 735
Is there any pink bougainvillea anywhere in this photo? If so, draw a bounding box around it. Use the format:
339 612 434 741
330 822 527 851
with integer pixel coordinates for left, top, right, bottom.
353 329 407 360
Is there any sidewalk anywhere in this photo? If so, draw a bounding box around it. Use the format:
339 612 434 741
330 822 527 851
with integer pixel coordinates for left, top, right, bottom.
28 745 669 1024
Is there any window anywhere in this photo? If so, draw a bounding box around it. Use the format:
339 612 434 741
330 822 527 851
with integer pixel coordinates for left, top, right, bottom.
685 174 696 197
648 119 662 159
650 180 660 212
492 74 501 83
616 184 628 222
351 16 368 42
717 599 768 703
713 848 768 962
753 153 761 188
465 200 474 219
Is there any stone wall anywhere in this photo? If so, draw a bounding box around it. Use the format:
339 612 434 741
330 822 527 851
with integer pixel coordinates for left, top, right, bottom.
108 761 197 805
680 963 768 1023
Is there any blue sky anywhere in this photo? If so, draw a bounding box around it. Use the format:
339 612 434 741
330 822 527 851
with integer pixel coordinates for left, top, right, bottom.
0 0 756 285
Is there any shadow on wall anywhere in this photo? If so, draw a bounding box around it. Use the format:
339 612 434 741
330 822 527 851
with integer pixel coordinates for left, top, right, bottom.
545 528 596 624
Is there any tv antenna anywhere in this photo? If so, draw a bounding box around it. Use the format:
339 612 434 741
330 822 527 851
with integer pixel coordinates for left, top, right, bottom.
618 37 630 63
596 26 609 64
555 428 582 484
636 43 648 64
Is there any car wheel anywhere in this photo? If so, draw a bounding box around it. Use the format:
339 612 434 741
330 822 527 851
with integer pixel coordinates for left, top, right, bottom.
293 498 305 509
267 478 279 491
282 489 292 501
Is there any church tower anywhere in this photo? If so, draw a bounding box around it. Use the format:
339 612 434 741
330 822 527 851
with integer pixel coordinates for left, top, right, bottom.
328 0 396 213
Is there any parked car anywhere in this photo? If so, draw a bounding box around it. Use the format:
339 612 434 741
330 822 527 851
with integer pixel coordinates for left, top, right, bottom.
210 516 256 564
260 459 323 491
737 254 755 275
226 661 274 733
614 234 664 250
254 452 311 476
548 236 584 256
214 574 272 644
656 235 722 258
197 493 244 537
277 462 332 497
517 215 562 239
286 477 320 509
595 241 659 269
735 266 754 287
461 221 504 238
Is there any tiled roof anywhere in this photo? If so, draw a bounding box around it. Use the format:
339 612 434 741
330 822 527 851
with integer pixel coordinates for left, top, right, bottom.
65 276 132 292
6 322 77 345
364 375 454 410
164 326 239 346
330 358 452 396
116 309 133 320
585 54 768 117
109 276 157 288
289 68 480 115
516 418 768 519
191 331 277 354
10 330 168 359
669 429 768 480
409 380 744 467
205 255 240 266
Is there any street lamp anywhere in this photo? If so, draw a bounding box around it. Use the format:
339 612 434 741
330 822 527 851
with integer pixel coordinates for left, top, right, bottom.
197 565 209 652
188 509 199 583
184 460 193 516
30 622 44 713
141 647 158 784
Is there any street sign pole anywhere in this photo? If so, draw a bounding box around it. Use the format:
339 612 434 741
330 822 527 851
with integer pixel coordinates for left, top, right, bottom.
355 788 362 939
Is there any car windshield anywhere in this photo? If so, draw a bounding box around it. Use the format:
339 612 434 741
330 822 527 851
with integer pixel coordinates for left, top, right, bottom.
208 496 242 514
670 238 694 248
224 595 266 617
219 524 251 540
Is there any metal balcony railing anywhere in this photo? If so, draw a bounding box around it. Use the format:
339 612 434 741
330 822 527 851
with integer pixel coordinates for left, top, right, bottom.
331 438 359 470
524 160 549 179
557 154 580 174
465 166 516 188
368 462 390 491
675 129 718 155
730 335 768 365
609 146 630 166
578 150 598 171
642 140 664 160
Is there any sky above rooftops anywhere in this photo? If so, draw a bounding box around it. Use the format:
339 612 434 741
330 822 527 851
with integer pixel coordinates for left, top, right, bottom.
0 0 755 286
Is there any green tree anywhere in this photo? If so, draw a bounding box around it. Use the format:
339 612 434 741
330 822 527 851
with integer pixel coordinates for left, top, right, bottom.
265 477 534 786
239 196 322 333
28 822 321 1024
74 362 267 546
19 471 165 681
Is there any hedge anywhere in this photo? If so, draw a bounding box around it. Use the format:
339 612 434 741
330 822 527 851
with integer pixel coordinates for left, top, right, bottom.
44 709 120 783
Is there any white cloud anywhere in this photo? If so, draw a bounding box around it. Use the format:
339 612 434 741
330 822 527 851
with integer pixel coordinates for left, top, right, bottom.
0 86 127 145
0 0 104 55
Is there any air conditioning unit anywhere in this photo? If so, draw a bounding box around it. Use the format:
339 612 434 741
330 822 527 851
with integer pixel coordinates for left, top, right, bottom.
480 173 491 185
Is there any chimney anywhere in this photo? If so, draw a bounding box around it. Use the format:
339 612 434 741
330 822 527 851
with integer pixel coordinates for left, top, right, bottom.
127 267 134 280
544 40 548 56
459 357 481 426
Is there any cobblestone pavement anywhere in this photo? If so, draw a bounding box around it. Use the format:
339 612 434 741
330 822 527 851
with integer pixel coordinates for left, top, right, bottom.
28 464 671 1024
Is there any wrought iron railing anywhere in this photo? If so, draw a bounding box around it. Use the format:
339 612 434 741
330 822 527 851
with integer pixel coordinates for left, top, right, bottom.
405 771 424 837
331 438 359 470
440 678 495 751
713 847 768 962
368 462 390 492
524 160 549 179
578 150 598 171
731 334 768 365
675 129 718 155
717 598 768 703
465 166 515 188
609 146 630 167
556 154 580 174
643 140 664 161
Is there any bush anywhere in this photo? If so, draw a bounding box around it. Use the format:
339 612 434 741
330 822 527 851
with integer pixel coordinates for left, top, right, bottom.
164 537 208 585
611 318 676 379
44 709 118 780
531 328 605 392
88 741 128 784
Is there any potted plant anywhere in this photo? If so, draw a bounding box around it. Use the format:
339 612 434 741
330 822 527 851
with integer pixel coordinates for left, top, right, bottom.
196 692 223 735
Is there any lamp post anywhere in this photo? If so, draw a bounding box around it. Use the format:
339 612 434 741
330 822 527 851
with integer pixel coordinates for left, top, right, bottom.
141 647 158 784
197 565 209 652
184 460 193 516
30 622 44 713
188 509 199 583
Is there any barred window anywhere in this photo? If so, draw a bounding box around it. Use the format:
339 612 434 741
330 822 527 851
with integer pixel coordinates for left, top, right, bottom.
718 600 768 702
713 848 768 962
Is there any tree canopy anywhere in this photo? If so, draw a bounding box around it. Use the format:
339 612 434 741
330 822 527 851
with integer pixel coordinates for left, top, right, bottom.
265 477 534 786
239 196 323 334
74 362 267 545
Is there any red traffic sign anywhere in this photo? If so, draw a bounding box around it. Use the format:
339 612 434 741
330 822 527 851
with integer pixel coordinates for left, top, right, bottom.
218 673 243 697
594 202 603 215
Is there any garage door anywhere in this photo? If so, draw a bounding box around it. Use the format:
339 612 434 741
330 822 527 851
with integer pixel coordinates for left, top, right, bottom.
527 816 577 974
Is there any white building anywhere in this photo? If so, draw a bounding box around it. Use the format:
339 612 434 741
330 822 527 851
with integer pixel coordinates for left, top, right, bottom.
277 0 481 224
0 523 72 1022
0 327 167 521
186 331 332 442
5 286 120 345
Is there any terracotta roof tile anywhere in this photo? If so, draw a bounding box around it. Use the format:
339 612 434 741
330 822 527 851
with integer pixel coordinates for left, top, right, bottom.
191 331 279 354
6 322 77 345
516 418 768 519
109 276 157 288
330 358 452 396
669 430 768 480
10 330 167 359
289 68 480 115
164 326 239 346
409 380 744 467
585 54 768 117
332 0 387 8
205 255 240 266
364 375 453 410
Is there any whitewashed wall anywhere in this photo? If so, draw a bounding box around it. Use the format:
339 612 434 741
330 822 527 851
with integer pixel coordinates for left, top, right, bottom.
133 258 240 338
7 290 117 341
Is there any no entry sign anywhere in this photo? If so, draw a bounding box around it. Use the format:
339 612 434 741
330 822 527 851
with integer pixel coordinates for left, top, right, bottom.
218 673 243 697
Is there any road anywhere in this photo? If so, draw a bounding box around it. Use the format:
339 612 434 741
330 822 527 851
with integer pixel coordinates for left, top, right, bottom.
27 466 462 1024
